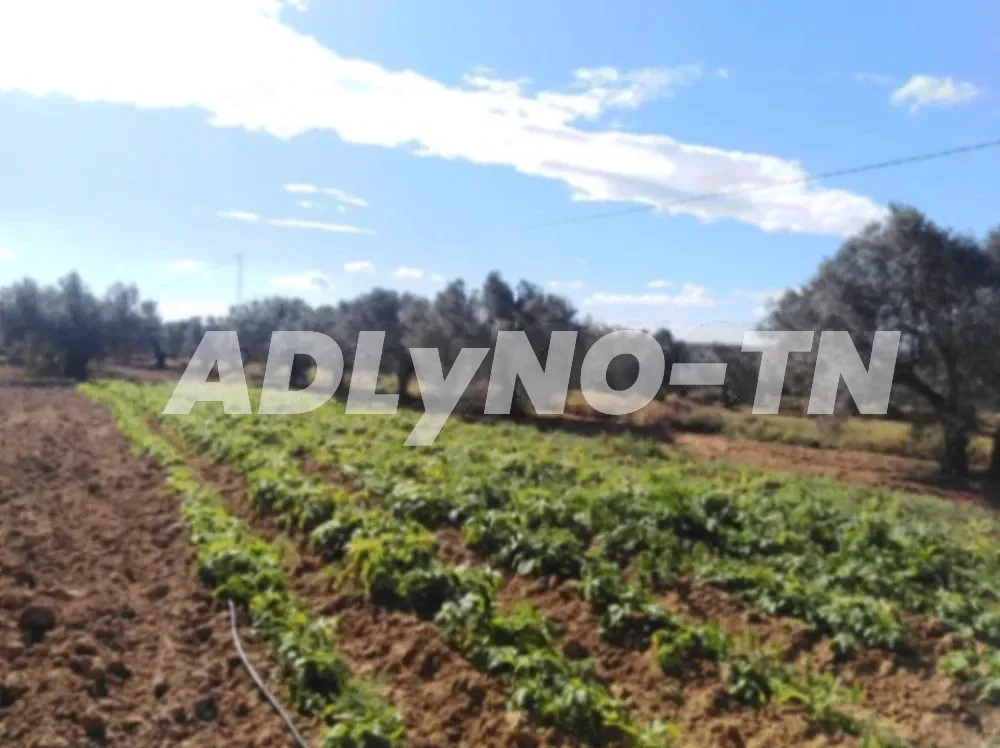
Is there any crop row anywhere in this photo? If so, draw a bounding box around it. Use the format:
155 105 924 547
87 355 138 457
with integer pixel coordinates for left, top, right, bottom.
81 383 405 747
96 382 676 746
111 383 913 745
158 393 991 659
297 401 1000 653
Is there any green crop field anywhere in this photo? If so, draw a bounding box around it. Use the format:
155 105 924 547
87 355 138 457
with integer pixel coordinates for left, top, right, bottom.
83 380 1000 747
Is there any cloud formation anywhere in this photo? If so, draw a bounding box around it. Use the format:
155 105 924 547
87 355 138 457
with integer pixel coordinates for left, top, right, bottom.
0 0 885 236
394 266 424 280
344 259 374 273
890 75 982 112
284 183 369 208
647 279 671 289
732 287 787 317
217 210 261 222
585 283 716 308
265 218 376 235
270 270 332 290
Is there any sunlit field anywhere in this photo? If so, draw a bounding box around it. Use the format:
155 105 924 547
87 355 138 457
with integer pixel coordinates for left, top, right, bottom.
82 380 1000 747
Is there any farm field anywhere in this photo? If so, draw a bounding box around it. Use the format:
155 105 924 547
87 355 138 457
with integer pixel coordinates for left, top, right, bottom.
21 379 988 747
0 388 308 747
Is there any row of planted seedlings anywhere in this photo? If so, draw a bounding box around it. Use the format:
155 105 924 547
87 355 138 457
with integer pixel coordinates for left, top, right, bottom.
274 404 984 653
277 399 999 712
127 383 1000 709
80 383 405 748
120 387 676 747
145 393 912 745
299 402 1000 698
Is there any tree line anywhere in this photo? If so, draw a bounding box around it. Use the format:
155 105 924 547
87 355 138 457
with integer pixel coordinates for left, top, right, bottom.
2 204 998 482
0 269 684 415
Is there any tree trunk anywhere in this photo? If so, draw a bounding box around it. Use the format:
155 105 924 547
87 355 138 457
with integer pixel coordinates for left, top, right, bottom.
63 352 89 381
289 354 312 390
940 422 970 477
396 357 415 405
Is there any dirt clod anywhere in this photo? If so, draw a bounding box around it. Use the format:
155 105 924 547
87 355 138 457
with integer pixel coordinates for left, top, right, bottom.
18 604 57 643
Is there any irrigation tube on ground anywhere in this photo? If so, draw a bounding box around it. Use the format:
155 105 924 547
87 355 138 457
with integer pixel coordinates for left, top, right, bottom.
227 599 310 748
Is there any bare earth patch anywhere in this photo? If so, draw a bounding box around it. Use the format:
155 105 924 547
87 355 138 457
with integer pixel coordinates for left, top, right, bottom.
0 388 307 747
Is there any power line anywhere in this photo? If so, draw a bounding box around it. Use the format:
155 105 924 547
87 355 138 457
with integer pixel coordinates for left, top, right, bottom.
449 137 1000 241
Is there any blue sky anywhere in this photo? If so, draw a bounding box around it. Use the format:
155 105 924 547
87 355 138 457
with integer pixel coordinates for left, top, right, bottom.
0 0 997 341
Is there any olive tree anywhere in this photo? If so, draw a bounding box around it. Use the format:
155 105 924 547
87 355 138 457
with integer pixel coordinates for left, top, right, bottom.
768 206 1000 477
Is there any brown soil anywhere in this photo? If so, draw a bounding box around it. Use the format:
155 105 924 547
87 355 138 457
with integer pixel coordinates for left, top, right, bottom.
497 576 845 748
0 388 311 747
306 451 998 746
675 432 989 506
179 449 573 747
658 583 994 748
497 575 998 748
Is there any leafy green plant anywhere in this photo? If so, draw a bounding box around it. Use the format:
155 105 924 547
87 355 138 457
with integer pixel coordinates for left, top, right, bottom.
652 625 730 675
725 657 775 707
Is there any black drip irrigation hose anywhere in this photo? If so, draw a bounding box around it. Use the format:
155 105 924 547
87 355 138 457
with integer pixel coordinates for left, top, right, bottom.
227 599 311 748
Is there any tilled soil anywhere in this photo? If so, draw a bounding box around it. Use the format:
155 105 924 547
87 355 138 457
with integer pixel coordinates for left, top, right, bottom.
497 577 997 748
183 449 573 748
0 388 311 747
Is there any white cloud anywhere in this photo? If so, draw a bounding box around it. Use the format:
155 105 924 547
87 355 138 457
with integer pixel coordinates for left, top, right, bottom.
167 258 205 274
394 266 424 279
343 259 373 273
672 283 716 307
324 187 368 208
890 75 983 112
217 209 261 222
158 298 231 320
675 321 751 344
0 2 885 236
0 248 15 260
285 183 319 194
283 183 368 208
568 64 703 112
297 200 317 209
430 273 446 283
647 279 671 288
266 218 376 234
716 68 730 80
732 288 785 302
585 283 716 308
270 269 332 291
336 205 347 214
732 288 787 318
547 280 586 290
855 72 894 88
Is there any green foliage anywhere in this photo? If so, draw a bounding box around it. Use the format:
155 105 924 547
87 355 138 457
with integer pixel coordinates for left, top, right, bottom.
774 667 863 733
652 625 730 675
725 657 775 707
81 384 404 747
92 379 1000 746
321 686 407 748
